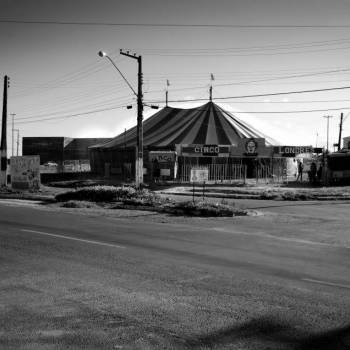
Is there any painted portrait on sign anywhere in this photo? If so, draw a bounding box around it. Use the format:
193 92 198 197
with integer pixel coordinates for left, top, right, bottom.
245 139 258 155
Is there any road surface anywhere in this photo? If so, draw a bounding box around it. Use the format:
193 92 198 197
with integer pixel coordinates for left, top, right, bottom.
0 199 349 349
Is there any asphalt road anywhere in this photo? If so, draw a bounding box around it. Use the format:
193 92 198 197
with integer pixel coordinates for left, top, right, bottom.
1 199 350 349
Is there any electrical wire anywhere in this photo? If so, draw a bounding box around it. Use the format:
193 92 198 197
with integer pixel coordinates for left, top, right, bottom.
141 45 350 57
2 20 350 28
213 67 350 87
15 104 131 125
139 37 350 52
219 107 350 114
146 85 350 104
14 87 133 116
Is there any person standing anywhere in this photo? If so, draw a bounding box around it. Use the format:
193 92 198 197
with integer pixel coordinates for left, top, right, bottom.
296 160 304 181
310 161 317 184
152 158 160 183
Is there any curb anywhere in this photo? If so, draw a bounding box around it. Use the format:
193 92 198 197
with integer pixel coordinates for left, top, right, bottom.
159 191 260 199
0 194 56 202
160 191 350 201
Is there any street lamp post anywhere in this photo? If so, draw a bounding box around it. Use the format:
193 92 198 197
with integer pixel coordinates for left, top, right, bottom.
98 50 143 188
323 115 333 153
119 50 143 189
14 129 19 156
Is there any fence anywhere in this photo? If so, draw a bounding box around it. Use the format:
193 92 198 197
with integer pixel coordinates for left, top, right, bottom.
178 159 287 184
178 163 247 183
255 164 286 184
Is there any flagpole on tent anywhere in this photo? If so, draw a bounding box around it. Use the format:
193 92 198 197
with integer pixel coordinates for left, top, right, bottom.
166 80 170 107
209 73 214 101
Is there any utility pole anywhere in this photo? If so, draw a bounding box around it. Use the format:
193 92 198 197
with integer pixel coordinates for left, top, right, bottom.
323 115 334 186
338 112 343 151
14 129 19 156
323 115 333 153
10 113 15 157
120 50 143 188
1 75 9 186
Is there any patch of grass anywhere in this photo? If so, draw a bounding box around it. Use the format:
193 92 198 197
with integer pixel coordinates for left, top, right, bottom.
54 186 248 216
47 180 101 188
59 200 100 208
55 186 136 202
55 185 164 206
260 190 279 200
169 200 247 217
280 191 317 201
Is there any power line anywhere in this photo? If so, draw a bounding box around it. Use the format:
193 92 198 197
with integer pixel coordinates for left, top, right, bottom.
2 19 350 28
223 107 350 114
145 65 350 81
146 85 350 104
139 36 350 52
144 105 350 114
198 99 350 104
14 100 350 126
144 67 350 94
16 96 133 121
15 104 128 125
14 88 133 116
214 67 350 87
11 53 125 98
142 45 350 57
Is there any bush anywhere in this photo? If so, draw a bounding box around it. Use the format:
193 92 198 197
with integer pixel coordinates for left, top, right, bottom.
281 191 316 201
55 186 120 202
54 186 246 216
260 190 278 200
170 200 242 217
55 185 164 205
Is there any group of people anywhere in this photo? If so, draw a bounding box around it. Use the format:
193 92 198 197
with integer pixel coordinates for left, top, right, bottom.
295 159 323 184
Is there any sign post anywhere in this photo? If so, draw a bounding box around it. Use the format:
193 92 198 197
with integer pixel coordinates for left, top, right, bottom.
190 167 209 202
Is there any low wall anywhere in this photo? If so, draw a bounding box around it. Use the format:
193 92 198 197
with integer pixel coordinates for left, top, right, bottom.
40 172 95 184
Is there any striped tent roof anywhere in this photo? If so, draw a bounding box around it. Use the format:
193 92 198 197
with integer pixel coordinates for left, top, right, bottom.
91 102 276 150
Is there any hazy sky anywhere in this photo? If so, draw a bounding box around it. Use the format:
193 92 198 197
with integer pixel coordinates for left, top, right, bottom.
2 0 350 155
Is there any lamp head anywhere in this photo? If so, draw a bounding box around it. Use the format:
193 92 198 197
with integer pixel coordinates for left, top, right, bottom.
98 50 107 58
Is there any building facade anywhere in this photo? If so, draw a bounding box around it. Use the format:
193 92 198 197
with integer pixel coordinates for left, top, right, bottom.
23 137 110 172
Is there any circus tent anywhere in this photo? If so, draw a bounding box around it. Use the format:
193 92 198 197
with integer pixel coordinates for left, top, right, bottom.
89 101 281 180
90 101 276 150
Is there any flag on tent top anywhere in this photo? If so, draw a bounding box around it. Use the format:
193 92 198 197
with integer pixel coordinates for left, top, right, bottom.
210 73 215 81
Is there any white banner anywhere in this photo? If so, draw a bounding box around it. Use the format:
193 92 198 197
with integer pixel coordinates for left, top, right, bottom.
11 156 40 190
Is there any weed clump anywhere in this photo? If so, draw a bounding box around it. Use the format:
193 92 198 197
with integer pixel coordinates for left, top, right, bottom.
55 185 162 205
60 200 99 208
169 200 246 217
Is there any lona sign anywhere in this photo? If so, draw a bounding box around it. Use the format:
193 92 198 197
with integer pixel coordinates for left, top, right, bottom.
194 144 219 156
274 145 314 155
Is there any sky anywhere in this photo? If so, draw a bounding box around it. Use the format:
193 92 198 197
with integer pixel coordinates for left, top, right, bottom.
2 0 350 155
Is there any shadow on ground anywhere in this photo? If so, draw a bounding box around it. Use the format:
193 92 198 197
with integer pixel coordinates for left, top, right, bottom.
185 316 350 349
